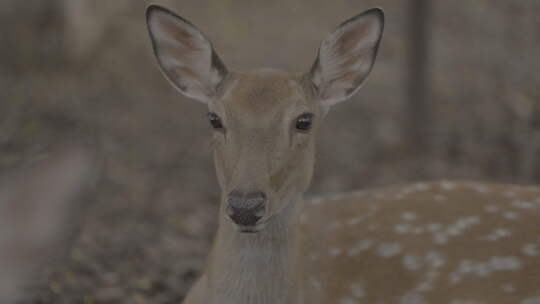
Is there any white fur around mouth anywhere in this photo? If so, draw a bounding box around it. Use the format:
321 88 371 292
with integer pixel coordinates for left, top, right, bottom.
232 220 268 233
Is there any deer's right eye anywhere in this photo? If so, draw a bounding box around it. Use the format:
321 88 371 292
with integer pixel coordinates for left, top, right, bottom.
208 112 224 130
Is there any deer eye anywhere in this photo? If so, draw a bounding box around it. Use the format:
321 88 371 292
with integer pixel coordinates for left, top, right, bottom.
208 112 224 130
295 113 314 132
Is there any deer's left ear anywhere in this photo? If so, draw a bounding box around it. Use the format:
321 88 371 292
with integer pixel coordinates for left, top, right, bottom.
146 5 228 103
308 8 384 108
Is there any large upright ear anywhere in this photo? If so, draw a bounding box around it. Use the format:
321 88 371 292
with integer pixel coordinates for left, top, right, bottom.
146 5 228 103
308 8 384 108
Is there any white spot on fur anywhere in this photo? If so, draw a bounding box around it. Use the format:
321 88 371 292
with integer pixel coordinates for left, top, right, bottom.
501 283 515 293
522 297 540 304
407 251 444 294
434 216 480 244
309 277 322 290
347 239 373 257
511 200 536 210
414 183 430 192
449 256 522 284
402 212 418 221
448 273 461 284
426 251 446 268
400 292 425 304
440 181 456 190
377 242 401 258
447 226 461 236
522 243 540 257
338 297 358 304
473 184 490 193
434 233 448 244
481 228 512 241
329 247 342 257
433 194 447 202
489 256 522 270
449 300 483 304
395 223 411 234
350 282 365 298
457 216 481 228
484 204 498 213
503 211 519 220
427 223 442 232
504 191 517 198
415 281 432 292
346 216 365 226
403 255 423 271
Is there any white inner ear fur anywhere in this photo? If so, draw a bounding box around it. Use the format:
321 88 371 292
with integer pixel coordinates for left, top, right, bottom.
147 8 226 104
312 11 383 108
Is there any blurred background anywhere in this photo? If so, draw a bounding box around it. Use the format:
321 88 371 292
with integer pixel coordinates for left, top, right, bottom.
1 0 539 303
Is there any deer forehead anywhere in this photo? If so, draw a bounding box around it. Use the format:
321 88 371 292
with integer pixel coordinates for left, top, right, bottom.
217 69 313 127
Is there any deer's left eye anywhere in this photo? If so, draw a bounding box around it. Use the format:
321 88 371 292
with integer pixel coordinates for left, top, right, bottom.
295 113 314 132
208 112 224 130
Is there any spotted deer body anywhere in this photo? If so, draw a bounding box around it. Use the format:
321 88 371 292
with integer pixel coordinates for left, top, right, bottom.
304 182 540 304
145 5 540 304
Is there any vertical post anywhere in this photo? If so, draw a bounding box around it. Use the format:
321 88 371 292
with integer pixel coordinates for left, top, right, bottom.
407 0 431 178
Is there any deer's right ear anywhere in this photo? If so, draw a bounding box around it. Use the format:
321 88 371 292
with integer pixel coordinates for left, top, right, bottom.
146 5 228 103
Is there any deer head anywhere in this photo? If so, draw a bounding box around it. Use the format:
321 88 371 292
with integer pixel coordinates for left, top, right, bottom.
146 5 384 233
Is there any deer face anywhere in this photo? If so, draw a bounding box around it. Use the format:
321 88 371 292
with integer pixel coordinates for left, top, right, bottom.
207 70 320 231
146 5 384 232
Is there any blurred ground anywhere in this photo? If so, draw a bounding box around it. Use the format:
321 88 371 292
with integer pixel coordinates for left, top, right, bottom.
0 0 539 303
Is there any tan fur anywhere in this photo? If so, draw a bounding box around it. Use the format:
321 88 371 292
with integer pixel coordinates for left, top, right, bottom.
200 70 316 304
212 69 319 219
303 182 540 304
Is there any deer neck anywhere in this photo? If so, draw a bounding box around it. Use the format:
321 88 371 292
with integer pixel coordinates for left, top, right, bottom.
206 196 304 304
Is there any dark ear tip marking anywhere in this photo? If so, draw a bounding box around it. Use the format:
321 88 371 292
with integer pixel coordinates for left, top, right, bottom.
146 4 165 20
146 4 172 28
339 7 385 30
364 7 385 18
365 7 385 26
365 8 385 34
146 4 183 23
145 4 197 29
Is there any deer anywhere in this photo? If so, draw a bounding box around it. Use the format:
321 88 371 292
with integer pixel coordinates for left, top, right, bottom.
146 4 540 304
0 142 97 303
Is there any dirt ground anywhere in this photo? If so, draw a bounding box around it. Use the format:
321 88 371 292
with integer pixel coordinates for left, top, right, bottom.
1 0 539 303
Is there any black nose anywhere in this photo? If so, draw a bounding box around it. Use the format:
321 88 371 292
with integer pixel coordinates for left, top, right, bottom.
226 190 266 226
